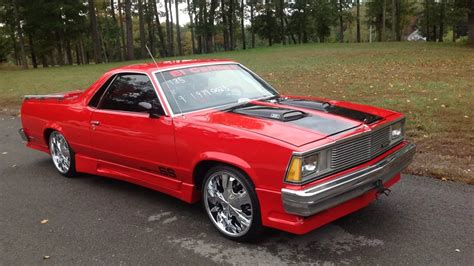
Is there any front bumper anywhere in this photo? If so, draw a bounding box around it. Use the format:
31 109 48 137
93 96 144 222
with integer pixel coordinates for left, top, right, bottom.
282 142 416 217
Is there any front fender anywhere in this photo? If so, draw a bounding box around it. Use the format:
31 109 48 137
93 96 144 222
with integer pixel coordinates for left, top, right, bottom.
194 151 260 185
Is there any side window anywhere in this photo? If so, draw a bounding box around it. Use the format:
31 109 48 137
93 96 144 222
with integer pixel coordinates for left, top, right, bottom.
98 74 165 114
88 75 116 108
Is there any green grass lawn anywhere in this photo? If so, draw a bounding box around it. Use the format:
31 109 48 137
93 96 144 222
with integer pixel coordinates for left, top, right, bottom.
1 42 473 183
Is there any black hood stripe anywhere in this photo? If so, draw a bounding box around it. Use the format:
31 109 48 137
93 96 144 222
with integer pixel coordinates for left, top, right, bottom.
275 98 381 124
229 103 359 136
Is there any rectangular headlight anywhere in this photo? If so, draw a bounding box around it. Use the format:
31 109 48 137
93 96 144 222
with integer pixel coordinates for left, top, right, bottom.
285 150 330 183
390 121 405 144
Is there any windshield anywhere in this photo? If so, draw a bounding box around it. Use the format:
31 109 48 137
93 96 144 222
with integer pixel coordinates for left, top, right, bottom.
155 64 277 114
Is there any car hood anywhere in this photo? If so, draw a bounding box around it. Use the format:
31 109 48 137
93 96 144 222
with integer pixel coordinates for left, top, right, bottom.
189 98 391 147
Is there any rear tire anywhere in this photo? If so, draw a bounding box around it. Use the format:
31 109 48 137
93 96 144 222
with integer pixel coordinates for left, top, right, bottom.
48 131 77 177
202 165 263 242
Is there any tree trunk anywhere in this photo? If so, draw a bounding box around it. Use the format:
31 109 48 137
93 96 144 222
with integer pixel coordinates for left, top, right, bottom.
197 0 203 53
280 0 285 44
207 0 218 53
125 0 135 60
28 34 38 68
9 25 19 66
175 0 183 55
152 0 167 57
221 0 229 51
145 0 155 56
229 0 235 50
118 0 126 60
139 0 147 58
438 0 445 42
65 39 73 65
75 44 81 65
186 0 196 54
467 0 474 45
356 0 360 42
381 0 386 42
168 0 175 56
88 0 102 63
13 0 28 69
339 0 344 43
396 0 401 41
55 31 65 65
241 0 246 49
164 0 171 56
41 54 48 68
391 0 396 40
425 0 430 41
250 2 255 48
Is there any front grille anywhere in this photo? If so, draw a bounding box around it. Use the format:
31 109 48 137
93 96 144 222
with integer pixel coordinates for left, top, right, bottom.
330 125 394 171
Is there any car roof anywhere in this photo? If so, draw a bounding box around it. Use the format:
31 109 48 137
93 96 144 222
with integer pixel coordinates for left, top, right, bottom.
107 59 237 73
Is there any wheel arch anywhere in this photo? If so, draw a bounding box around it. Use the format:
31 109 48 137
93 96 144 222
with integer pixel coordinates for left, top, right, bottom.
192 153 258 191
43 123 63 148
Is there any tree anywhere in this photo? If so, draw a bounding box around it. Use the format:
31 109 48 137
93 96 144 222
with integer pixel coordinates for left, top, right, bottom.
356 0 361 42
124 0 135 60
186 0 196 53
13 0 28 68
468 0 474 45
118 0 127 59
175 0 183 55
88 0 103 63
151 0 167 56
250 0 255 48
241 0 246 49
138 0 147 58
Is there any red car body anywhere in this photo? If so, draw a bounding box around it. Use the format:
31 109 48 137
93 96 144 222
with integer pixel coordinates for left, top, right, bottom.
20 60 415 235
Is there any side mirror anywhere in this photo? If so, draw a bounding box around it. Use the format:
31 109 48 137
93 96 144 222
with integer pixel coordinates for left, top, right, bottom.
138 102 162 118
138 102 152 111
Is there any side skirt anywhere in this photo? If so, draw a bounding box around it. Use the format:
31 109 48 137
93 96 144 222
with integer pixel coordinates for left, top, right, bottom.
75 154 198 203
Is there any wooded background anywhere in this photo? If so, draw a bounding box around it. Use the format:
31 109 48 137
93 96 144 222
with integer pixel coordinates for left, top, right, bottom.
1 0 473 69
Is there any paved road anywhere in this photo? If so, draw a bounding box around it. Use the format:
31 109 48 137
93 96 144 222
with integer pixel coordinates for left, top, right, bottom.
1 115 473 265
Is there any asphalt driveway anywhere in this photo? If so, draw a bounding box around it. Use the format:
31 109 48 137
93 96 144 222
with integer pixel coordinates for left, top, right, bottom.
1 115 473 265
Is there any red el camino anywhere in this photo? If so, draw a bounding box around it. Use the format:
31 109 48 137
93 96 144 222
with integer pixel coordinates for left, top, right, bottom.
20 60 415 241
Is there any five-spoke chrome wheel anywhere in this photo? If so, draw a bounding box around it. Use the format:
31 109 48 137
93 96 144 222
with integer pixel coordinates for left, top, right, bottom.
204 170 254 238
49 131 73 175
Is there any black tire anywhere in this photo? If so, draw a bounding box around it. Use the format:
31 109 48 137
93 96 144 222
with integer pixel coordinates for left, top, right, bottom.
202 165 263 242
48 131 77 177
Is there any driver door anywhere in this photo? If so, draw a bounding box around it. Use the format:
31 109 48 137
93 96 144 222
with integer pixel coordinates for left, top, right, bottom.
89 73 178 186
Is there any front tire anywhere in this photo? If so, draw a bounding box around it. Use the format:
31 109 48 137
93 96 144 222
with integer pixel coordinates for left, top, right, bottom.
49 131 76 177
202 165 263 241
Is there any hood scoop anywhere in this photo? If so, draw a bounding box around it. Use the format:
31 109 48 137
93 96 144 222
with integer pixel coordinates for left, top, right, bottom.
232 106 307 122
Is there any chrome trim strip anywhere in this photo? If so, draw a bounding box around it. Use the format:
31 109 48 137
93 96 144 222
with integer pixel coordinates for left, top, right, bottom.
281 142 416 217
24 94 65 100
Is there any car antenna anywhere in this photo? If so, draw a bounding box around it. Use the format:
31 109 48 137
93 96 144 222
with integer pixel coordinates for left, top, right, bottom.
145 43 158 68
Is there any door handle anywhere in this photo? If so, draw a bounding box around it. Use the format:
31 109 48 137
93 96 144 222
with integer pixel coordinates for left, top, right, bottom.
90 120 100 126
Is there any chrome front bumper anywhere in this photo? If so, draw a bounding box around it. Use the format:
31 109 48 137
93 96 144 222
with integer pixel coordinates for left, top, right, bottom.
281 142 416 217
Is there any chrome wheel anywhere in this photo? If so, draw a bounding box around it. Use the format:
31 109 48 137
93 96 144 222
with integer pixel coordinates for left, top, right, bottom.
49 131 71 174
204 171 253 237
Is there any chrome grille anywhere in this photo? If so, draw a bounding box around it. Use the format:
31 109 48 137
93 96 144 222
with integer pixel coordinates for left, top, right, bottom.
330 125 393 171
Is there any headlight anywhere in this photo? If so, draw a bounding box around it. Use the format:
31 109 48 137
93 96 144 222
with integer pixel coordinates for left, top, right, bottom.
285 151 330 183
390 121 405 144
302 154 319 176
